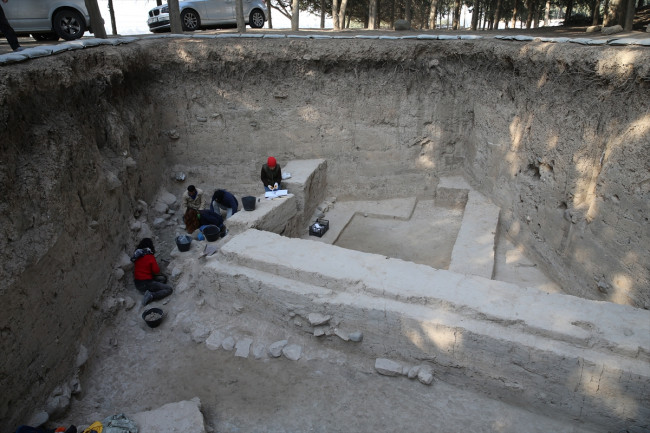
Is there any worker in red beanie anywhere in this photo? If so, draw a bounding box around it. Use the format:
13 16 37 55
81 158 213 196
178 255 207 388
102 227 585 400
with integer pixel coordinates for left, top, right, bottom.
261 156 283 191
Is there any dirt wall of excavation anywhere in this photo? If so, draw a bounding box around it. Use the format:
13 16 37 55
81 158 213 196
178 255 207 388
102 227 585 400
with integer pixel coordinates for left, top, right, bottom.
0 37 647 429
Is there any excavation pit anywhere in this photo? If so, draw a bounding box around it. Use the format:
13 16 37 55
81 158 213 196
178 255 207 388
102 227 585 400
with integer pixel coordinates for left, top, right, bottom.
1 35 648 433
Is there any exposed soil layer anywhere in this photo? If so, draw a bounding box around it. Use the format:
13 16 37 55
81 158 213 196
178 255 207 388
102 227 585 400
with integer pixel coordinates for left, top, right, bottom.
0 29 648 431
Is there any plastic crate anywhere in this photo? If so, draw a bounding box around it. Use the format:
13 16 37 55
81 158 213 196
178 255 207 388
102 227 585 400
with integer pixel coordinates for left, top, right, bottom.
309 219 329 237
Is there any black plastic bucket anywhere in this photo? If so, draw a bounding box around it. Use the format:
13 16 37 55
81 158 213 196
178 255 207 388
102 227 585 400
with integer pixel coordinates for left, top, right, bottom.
142 308 164 328
202 225 221 242
175 235 192 252
242 196 256 211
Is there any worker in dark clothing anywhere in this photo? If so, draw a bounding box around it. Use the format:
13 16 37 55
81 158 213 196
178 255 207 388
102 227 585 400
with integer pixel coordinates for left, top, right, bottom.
210 189 239 219
261 156 282 192
183 208 227 238
0 0 23 52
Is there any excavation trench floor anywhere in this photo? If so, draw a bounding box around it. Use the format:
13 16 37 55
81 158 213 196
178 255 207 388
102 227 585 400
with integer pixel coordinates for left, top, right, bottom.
56 197 570 432
63 331 600 433
311 197 563 293
334 200 463 269
59 282 593 433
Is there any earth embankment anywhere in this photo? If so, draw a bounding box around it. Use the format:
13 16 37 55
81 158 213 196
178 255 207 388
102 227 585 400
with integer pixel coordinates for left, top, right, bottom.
0 36 648 429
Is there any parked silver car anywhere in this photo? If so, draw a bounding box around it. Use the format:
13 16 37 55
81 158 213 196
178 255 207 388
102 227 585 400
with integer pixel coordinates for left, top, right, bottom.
147 0 267 32
1 0 92 41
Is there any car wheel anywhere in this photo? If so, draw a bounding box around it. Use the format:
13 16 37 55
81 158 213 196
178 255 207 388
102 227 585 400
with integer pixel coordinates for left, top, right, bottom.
181 9 200 31
249 9 265 28
52 9 86 40
32 32 60 41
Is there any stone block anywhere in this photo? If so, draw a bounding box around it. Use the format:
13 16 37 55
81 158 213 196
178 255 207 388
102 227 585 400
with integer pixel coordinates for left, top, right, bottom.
131 398 206 433
601 25 623 35
269 340 288 357
308 312 331 326
222 336 235 351
282 344 302 361
417 365 434 385
235 338 253 358
252 342 267 359
375 358 402 376
205 331 224 350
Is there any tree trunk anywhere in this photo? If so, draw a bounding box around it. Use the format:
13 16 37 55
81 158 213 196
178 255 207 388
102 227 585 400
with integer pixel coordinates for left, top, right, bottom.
564 0 574 24
84 0 106 38
266 0 273 28
485 0 493 29
236 0 246 32
510 0 518 28
602 0 610 25
369 0 378 28
471 0 480 29
494 0 502 29
525 0 534 27
623 0 634 29
108 0 117 35
376 0 381 28
406 0 412 22
320 0 325 28
390 0 396 28
332 0 340 29
291 0 300 30
452 0 461 28
339 0 350 28
429 0 438 28
156 0 162 5
544 0 550 25
591 0 601 24
168 0 182 33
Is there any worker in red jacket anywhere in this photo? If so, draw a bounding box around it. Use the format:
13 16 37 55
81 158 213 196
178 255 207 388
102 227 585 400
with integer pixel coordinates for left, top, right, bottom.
131 238 173 307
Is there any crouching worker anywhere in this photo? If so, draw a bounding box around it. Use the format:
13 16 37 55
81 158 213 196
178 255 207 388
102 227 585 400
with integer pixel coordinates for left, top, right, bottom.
184 208 228 238
210 189 238 219
261 156 282 192
131 238 173 307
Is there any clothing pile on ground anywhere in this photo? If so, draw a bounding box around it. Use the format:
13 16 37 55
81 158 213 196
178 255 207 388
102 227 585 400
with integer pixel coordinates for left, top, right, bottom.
15 413 138 433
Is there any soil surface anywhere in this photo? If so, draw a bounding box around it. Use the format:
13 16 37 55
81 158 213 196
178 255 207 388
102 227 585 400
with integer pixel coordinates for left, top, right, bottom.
49 197 587 433
335 200 464 269
1 23 648 55
1 23 647 433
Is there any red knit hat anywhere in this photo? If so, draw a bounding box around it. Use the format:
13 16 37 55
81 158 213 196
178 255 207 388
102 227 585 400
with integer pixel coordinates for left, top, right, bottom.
267 157 277 168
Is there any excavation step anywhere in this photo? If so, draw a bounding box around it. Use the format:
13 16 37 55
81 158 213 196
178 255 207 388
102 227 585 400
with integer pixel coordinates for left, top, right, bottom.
208 229 650 429
226 193 297 237
282 159 327 228
226 159 327 238
448 190 500 279
307 197 418 244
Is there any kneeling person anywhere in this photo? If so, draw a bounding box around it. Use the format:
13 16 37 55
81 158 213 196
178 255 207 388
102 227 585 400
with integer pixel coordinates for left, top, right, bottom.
210 189 238 219
184 208 227 238
131 238 173 307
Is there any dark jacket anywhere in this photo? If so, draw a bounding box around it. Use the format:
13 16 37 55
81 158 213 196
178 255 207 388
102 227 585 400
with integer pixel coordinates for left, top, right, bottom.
198 209 224 228
210 189 239 214
261 163 282 187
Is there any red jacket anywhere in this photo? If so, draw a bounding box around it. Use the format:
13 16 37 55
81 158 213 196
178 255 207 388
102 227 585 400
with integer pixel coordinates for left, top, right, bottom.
134 254 160 281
